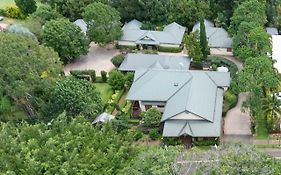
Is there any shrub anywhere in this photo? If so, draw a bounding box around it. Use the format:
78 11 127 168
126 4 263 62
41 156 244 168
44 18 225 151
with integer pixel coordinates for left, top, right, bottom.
158 46 182 53
108 70 125 90
223 90 238 116
101 71 107 82
162 137 183 146
193 137 220 146
5 6 26 19
111 54 125 68
207 56 239 78
133 130 143 141
112 114 129 133
70 70 96 82
88 70 96 82
125 72 134 87
141 107 162 127
0 9 5 16
149 129 160 140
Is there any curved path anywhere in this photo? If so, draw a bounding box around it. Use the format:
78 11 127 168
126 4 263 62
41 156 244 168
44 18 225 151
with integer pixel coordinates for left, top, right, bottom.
217 55 252 142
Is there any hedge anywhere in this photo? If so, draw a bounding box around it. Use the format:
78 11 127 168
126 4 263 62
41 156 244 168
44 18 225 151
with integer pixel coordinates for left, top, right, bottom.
207 56 239 78
158 46 182 53
223 90 238 116
193 137 220 146
106 89 125 114
70 70 96 82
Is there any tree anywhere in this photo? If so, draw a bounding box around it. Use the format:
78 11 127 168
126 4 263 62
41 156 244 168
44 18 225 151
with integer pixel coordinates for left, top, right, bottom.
199 18 209 60
184 31 203 65
15 0 37 14
141 107 162 127
237 56 280 137
262 95 281 131
233 22 271 61
169 0 211 29
0 32 62 119
108 70 125 90
30 4 62 25
43 19 90 64
229 0 267 35
47 77 103 120
83 2 122 45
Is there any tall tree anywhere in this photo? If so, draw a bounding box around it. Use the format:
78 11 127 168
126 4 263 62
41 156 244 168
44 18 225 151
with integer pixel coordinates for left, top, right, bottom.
46 77 103 120
83 2 122 45
0 32 62 119
43 19 90 64
184 31 203 65
199 18 209 60
237 56 280 137
15 0 37 14
229 0 267 35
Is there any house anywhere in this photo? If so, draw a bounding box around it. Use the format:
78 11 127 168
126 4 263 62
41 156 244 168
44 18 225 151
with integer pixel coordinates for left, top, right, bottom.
266 27 278 36
118 19 186 49
192 19 232 55
272 35 281 72
118 53 190 71
126 68 230 144
74 19 87 34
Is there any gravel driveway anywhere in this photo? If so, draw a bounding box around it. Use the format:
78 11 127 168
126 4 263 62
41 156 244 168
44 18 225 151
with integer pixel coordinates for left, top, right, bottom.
64 43 120 76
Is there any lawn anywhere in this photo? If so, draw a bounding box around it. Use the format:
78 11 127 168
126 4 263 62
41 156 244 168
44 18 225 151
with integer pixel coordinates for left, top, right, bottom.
94 83 113 103
0 0 15 9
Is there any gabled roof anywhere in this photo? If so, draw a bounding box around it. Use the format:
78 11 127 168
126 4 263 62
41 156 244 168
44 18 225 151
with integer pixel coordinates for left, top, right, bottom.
127 69 230 137
120 19 186 45
118 53 190 71
74 19 87 34
272 35 281 72
192 19 232 48
266 27 278 36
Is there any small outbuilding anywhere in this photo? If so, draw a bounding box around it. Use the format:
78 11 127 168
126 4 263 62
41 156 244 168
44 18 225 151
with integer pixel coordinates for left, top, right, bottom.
92 112 115 124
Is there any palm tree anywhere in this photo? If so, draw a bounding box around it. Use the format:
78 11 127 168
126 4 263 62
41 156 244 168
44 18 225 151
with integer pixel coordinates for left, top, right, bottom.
262 94 281 131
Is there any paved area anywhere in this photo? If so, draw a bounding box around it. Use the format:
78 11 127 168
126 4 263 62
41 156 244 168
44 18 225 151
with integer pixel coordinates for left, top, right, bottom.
224 93 252 135
64 43 120 76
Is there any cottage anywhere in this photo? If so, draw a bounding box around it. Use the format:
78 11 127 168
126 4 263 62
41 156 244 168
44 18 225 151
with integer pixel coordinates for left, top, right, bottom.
192 19 232 55
126 68 230 144
118 19 186 49
118 53 190 71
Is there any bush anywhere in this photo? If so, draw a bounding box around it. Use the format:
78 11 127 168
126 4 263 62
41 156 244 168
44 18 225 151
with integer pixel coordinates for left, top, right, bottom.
108 70 125 90
193 137 220 146
5 6 26 19
112 114 129 133
223 90 238 116
207 56 239 78
0 9 5 16
162 137 183 146
141 107 162 127
133 130 143 141
70 70 96 82
111 54 125 68
125 72 134 87
101 71 107 82
158 46 182 53
149 129 160 140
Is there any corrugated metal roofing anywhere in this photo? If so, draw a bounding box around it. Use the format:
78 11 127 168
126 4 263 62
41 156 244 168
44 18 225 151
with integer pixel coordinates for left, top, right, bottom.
74 19 87 34
119 53 190 71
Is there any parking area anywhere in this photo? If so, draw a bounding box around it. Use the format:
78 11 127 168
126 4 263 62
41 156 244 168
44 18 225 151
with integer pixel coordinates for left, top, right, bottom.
64 43 120 76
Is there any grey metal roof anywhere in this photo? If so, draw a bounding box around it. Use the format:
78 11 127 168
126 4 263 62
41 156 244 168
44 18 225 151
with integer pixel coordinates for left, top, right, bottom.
92 112 114 124
266 27 278 36
120 19 185 45
7 24 35 38
126 69 230 137
118 53 190 71
192 19 214 31
192 20 232 48
74 19 87 34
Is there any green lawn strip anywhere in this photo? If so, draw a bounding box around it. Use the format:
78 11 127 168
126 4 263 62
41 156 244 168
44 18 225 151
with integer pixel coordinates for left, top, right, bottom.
255 144 281 148
94 83 113 103
0 0 15 9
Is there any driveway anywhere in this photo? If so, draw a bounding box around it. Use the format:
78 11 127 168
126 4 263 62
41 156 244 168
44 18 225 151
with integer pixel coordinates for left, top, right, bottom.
64 43 120 76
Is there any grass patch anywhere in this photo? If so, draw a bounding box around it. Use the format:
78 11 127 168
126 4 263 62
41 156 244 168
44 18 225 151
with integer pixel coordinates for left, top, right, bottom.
255 144 281 148
0 0 15 9
94 83 113 103
2 17 22 24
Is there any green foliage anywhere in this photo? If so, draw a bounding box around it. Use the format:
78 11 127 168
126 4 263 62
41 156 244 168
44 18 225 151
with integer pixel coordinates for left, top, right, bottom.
184 31 203 65
106 89 124 113
83 2 122 45
112 114 129 133
229 0 267 35
5 6 26 19
169 0 211 29
158 46 182 53
108 70 125 90
207 56 239 78
133 130 143 141
125 72 134 87
43 19 90 64
47 77 103 120
15 0 36 14
0 32 62 119
94 83 113 103
199 18 209 60
162 137 183 146
149 128 160 140
111 54 125 68
22 17 43 41
193 137 220 146
30 5 61 25
141 107 162 127
223 90 238 116
101 70 107 82
70 70 96 82
0 114 140 174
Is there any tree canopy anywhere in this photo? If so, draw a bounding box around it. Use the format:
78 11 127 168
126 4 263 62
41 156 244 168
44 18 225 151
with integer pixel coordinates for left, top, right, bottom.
0 32 62 119
47 77 103 120
15 0 37 14
43 19 90 64
83 2 122 45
